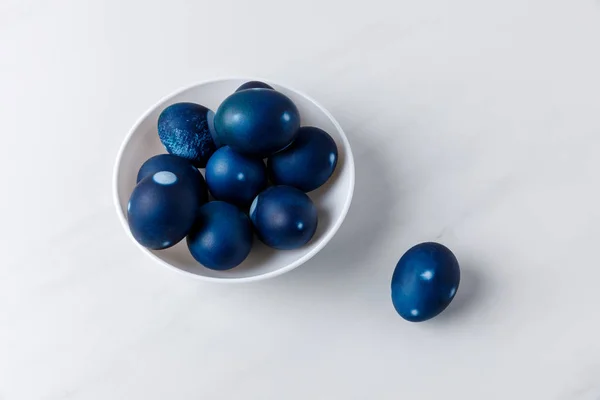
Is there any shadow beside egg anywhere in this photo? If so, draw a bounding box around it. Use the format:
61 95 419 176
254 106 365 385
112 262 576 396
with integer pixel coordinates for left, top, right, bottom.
424 263 487 325
233 238 279 272
152 240 200 273
311 208 333 245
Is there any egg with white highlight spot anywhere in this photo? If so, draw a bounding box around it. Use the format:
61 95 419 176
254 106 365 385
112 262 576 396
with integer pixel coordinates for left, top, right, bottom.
127 171 200 250
250 186 317 250
391 242 460 322
137 154 208 205
205 146 267 208
214 89 300 158
268 126 338 192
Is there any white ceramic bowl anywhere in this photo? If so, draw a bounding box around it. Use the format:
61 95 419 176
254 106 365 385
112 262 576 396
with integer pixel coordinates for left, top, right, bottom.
113 78 355 282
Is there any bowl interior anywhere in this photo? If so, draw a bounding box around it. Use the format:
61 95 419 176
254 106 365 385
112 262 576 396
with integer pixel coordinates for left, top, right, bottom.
115 78 354 281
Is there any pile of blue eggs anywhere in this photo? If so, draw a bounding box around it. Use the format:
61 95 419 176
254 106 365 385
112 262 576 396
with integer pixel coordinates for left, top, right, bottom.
128 80 462 323
127 81 338 271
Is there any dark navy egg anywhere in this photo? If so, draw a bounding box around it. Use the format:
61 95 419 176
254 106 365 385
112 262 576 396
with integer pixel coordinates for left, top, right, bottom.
214 89 300 158
268 126 338 192
187 201 253 270
391 242 460 322
250 186 317 250
127 171 200 250
205 146 267 208
158 102 218 167
136 154 208 205
235 81 274 92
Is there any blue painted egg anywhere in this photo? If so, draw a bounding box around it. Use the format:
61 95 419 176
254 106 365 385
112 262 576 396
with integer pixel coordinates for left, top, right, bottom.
236 81 274 92
250 186 318 250
187 201 253 270
127 171 200 250
136 154 208 205
205 146 267 208
391 242 460 322
158 102 219 167
214 89 300 158
268 126 338 192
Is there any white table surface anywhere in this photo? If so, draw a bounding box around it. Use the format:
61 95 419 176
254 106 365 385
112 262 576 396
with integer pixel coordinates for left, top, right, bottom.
2 0 600 399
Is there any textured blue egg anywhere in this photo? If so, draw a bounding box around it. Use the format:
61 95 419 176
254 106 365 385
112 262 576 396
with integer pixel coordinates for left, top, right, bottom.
205 146 267 208
127 171 199 250
214 89 300 158
250 186 318 250
235 81 274 92
158 102 218 167
268 126 338 192
391 242 461 322
187 201 253 270
136 154 208 205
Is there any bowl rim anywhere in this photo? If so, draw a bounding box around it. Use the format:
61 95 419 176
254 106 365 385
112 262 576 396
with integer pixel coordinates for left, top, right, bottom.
113 77 355 283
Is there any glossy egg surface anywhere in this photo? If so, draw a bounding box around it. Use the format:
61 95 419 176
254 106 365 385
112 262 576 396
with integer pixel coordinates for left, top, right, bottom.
137 154 208 205
187 201 253 270
250 186 318 250
205 146 267 208
214 89 300 158
158 102 218 167
268 126 338 192
127 171 199 250
391 242 460 322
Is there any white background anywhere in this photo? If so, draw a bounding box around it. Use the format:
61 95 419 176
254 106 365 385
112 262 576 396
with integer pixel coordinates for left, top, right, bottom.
2 0 600 399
